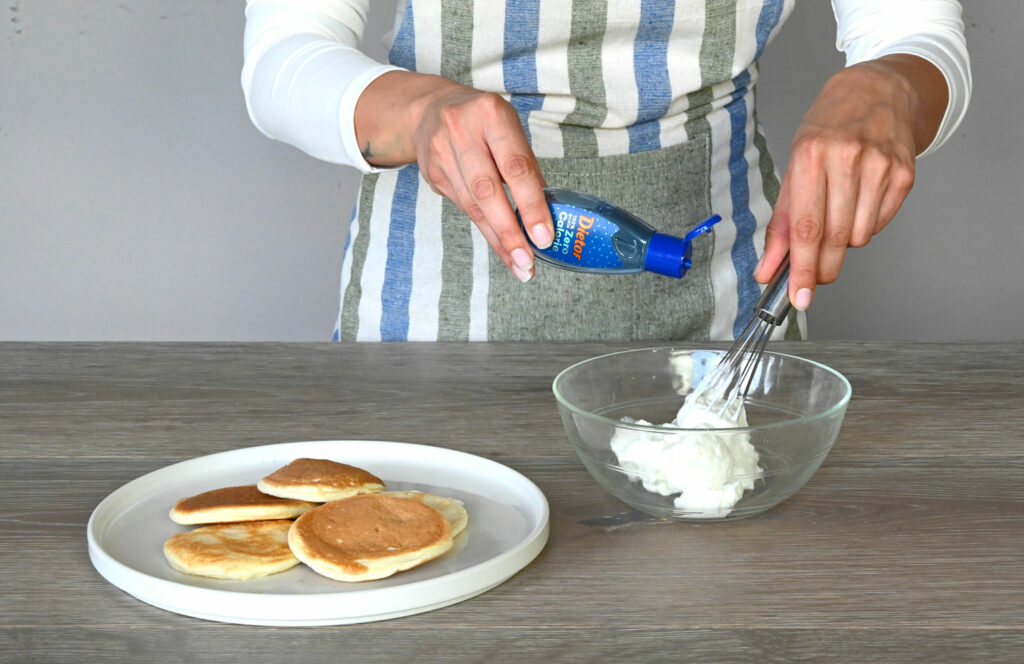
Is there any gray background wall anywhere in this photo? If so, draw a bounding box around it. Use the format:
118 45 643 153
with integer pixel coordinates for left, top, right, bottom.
2 1 1020 341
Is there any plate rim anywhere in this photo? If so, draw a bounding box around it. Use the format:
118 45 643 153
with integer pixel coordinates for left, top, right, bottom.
87 440 550 626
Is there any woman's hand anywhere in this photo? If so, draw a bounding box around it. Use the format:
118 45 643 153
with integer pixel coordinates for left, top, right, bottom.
355 71 553 283
754 54 948 309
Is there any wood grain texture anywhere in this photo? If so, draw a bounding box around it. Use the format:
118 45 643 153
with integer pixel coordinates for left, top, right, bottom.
1 342 1022 662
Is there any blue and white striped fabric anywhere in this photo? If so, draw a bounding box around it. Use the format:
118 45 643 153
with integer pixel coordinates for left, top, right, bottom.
336 0 805 342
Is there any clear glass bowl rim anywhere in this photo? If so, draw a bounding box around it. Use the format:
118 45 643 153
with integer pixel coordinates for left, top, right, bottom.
552 346 852 434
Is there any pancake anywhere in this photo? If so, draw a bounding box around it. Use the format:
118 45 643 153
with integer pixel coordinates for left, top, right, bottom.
257 458 385 502
169 484 317 525
380 491 469 538
288 493 454 582
163 519 299 580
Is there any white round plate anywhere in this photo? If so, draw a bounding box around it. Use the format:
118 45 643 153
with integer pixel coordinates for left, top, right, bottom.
87 440 550 626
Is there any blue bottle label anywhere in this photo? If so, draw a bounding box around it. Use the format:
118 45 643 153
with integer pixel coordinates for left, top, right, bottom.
539 203 625 269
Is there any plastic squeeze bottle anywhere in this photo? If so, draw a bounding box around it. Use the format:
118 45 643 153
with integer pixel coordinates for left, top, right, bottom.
517 187 722 279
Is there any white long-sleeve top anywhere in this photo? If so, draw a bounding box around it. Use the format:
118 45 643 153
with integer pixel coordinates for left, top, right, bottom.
241 0 971 173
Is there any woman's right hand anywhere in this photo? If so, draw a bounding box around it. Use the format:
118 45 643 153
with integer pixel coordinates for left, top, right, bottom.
354 71 553 283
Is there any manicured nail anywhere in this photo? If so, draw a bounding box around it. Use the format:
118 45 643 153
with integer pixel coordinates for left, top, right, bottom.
512 265 533 283
794 287 813 311
532 223 554 249
511 247 533 270
754 254 765 277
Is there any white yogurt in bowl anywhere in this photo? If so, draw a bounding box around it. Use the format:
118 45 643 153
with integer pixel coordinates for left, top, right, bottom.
610 398 761 519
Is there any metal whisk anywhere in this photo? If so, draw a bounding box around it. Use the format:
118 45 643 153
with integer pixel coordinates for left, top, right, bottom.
682 255 792 421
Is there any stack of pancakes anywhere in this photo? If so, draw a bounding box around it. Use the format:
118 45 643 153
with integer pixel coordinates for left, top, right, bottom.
163 458 468 582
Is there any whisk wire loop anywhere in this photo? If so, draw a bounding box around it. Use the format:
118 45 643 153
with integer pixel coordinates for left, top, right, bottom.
682 256 793 423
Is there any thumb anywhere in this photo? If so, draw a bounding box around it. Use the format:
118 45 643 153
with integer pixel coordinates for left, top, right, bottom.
756 192 791 283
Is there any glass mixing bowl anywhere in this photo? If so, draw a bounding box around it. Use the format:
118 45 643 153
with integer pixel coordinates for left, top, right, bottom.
552 347 851 521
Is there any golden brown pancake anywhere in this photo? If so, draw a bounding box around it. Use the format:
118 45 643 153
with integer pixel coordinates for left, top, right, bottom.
288 493 454 582
169 485 317 525
380 491 469 538
257 457 385 502
163 519 299 580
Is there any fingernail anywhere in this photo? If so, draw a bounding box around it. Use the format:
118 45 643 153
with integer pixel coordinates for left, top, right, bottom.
511 247 533 270
512 265 533 283
532 223 553 249
794 287 813 311
754 254 765 276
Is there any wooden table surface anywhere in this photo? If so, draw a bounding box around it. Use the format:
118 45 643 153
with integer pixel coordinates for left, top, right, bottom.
2 341 1022 663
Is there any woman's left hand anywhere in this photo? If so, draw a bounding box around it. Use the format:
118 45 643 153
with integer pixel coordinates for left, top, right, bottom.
754 54 948 310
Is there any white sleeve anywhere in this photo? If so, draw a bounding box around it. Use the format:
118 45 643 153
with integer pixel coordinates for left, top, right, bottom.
831 0 972 158
241 0 404 172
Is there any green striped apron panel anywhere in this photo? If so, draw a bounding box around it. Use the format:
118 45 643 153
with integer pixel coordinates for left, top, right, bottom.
488 135 715 341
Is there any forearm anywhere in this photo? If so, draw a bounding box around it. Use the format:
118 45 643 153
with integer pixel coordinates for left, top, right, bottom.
831 0 972 157
841 53 948 156
354 71 471 168
241 0 401 171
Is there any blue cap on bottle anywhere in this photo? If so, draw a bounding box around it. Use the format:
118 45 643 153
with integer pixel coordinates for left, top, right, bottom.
644 215 723 278
645 233 688 278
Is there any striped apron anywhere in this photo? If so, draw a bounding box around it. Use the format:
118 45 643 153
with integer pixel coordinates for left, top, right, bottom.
334 0 805 342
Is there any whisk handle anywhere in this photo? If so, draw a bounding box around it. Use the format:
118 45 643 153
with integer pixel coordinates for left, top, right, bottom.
755 254 792 325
